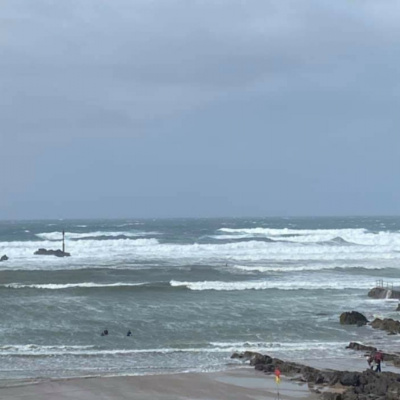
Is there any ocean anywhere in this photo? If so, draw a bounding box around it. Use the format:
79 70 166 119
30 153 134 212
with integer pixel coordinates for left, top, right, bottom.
1 217 400 379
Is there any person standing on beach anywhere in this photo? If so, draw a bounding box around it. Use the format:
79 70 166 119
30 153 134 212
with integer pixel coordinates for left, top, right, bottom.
374 350 383 372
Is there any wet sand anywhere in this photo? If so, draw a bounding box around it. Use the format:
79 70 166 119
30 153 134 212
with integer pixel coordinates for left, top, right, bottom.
0 368 319 400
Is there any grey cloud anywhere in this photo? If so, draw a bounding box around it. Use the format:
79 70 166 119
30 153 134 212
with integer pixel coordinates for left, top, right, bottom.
0 0 399 218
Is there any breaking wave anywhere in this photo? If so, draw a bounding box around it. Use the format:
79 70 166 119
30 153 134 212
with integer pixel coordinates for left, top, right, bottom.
2 282 155 290
169 279 386 291
229 264 386 273
0 341 350 357
217 227 400 246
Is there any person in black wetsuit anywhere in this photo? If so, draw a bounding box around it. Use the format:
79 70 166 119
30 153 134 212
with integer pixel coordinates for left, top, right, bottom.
127 330 132 337
101 329 109 336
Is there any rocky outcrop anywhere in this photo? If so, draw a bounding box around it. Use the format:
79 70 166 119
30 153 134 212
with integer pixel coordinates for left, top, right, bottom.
339 312 368 326
34 249 71 257
371 318 400 335
0 255 8 261
232 351 400 400
346 342 400 367
368 287 400 299
231 351 272 366
346 342 377 352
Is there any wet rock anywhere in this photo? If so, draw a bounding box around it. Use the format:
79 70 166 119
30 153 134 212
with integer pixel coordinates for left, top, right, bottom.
371 318 400 334
34 248 71 257
340 312 368 326
340 372 360 386
321 393 342 400
0 254 8 261
368 287 400 300
346 342 377 352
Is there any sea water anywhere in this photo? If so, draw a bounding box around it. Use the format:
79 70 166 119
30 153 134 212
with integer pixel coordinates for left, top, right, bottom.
1 217 400 379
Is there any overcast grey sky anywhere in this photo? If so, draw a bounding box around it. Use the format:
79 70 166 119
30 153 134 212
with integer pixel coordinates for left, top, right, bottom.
1 0 399 219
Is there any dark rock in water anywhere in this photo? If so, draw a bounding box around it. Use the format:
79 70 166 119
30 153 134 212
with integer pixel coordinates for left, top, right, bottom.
396 303 400 312
231 351 273 366
340 311 368 326
371 318 400 334
34 248 71 257
346 342 377 352
0 255 8 261
368 287 400 300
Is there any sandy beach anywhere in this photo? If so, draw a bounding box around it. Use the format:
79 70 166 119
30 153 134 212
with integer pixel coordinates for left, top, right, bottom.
0 367 319 400
1 351 399 400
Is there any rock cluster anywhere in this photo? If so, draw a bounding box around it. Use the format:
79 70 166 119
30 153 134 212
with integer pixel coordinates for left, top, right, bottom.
371 318 400 335
34 249 71 257
339 311 400 336
231 351 400 400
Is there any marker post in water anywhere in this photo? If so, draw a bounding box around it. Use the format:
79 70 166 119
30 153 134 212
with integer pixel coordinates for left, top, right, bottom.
274 367 281 400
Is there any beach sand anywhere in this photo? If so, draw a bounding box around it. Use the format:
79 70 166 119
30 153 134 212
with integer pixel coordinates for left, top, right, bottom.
0 367 319 400
1 354 398 400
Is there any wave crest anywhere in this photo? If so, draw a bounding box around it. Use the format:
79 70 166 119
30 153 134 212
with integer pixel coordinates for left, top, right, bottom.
169 279 382 291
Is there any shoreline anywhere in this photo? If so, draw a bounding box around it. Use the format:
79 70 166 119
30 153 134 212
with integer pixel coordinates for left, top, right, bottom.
0 367 319 400
1 351 399 400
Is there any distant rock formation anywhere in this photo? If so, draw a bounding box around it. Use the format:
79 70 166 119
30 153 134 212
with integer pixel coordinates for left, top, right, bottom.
0 255 8 261
34 248 71 257
368 287 400 299
339 311 368 326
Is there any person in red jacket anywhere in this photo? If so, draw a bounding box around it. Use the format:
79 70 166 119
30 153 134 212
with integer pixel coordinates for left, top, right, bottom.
374 350 383 372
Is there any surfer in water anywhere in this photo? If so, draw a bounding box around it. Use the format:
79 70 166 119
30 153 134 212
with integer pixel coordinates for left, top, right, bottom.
101 329 109 336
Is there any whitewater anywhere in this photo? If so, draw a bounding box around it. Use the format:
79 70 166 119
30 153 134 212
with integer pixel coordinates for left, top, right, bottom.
0 217 400 379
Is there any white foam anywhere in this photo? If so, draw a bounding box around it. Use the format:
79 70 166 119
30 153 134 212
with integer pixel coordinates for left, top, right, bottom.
217 227 400 246
1 230 400 272
0 341 350 357
209 340 348 352
3 282 150 290
218 227 367 236
230 264 386 273
169 278 389 291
